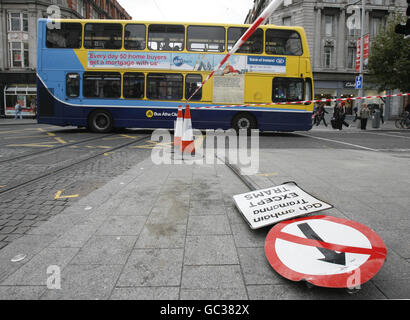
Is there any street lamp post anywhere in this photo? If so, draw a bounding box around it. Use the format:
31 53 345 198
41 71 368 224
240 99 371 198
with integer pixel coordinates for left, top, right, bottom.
358 0 365 109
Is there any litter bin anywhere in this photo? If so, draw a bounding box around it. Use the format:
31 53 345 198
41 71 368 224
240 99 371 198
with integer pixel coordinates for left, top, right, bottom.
372 109 381 128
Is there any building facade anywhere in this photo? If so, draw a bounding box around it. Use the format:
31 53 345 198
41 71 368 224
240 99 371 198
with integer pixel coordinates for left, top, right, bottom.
0 0 131 117
245 0 407 118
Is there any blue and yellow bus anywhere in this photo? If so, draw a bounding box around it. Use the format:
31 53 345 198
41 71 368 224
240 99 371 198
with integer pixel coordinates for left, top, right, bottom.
37 18 313 133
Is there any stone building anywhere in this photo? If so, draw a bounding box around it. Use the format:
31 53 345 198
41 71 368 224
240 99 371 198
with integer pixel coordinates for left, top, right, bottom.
0 0 131 117
245 0 408 118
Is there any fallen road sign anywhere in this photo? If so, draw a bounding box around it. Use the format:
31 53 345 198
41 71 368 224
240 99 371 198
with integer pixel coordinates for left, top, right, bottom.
265 215 387 288
233 181 333 229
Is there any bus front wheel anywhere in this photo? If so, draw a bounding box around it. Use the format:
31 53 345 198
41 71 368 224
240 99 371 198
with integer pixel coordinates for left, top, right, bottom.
231 112 257 134
88 110 113 133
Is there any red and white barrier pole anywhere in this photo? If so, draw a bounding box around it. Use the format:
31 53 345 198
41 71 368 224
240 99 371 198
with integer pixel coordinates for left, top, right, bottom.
186 0 283 102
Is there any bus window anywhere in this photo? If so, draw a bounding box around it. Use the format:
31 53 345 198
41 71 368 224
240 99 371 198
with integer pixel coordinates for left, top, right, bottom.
83 72 121 98
227 27 263 54
46 22 82 48
148 24 184 51
187 26 225 52
272 78 304 103
265 30 303 56
147 73 183 100
84 23 122 50
66 73 80 98
186 74 202 101
124 24 146 50
123 73 145 99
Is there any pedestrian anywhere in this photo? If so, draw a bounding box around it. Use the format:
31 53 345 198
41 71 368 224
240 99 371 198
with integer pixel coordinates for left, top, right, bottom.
380 103 384 124
312 103 319 125
316 103 328 126
353 105 359 122
359 103 370 130
333 102 349 130
14 101 22 120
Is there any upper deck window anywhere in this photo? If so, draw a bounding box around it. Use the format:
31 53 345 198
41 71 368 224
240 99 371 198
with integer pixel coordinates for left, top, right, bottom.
84 23 122 50
148 24 184 51
46 22 82 48
124 24 146 50
187 26 225 52
265 29 303 56
227 27 263 54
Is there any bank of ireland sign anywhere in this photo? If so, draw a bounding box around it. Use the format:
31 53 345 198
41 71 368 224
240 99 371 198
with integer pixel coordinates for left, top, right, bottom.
246 56 286 73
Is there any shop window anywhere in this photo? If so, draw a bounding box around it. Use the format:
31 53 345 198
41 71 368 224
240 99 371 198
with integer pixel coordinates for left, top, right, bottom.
8 12 28 32
147 73 183 100
185 74 202 101
46 22 82 48
66 73 80 98
272 77 304 103
123 73 145 99
83 72 121 98
187 26 225 52
265 29 302 55
227 27 263 54
84 23 122 49
124 24 146 50
148 24 184 51
9 42 29 68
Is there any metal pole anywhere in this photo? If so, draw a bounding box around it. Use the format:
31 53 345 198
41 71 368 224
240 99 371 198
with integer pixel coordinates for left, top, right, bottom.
358 0 365 107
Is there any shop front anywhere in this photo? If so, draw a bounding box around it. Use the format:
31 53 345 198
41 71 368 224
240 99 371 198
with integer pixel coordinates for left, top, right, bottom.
3 85 36 117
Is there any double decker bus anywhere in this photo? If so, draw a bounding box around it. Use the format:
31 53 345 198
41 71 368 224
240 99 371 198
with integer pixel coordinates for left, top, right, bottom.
37 18 313 133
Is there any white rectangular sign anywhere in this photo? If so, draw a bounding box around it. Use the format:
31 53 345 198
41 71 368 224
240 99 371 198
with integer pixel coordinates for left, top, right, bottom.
233 182 333 229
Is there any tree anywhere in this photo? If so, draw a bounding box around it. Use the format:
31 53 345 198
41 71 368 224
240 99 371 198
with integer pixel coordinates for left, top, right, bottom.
368 12 410 93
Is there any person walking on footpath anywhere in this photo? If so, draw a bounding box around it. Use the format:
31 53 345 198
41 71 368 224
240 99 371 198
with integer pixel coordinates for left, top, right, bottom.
380 104 385 124
359 103 371 130
316 103 328 126
14 101 22 120
333 102 349 130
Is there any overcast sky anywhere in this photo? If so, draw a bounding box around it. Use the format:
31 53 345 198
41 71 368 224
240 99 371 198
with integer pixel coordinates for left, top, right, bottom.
116 0 255 24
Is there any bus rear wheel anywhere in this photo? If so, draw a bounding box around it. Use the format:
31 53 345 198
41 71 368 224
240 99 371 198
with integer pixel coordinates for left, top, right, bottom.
231 112 257 134
88 110 113 133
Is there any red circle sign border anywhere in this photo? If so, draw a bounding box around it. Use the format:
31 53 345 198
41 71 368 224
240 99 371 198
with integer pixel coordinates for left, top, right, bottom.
265 215 387 288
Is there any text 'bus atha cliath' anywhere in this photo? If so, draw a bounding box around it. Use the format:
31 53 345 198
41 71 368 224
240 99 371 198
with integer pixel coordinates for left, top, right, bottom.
37 18 314 133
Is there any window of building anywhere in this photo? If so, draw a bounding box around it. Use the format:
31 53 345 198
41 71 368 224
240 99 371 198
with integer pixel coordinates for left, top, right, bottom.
123 73 145 99
46 22 82 48
371 17 383 37
83 72 121 98
187 26 225 52
147 73 183 100
272 77 304 103
148 24 184 51
66 73 80 98
347 45 356 69
77 0 85 17
84 23 122 49
324 15 334 37
124 24 146 50
9 42 29 68
265 29 302 55
227 27 263 54
8 12 28 32
185 74 202 101
282 17 292 26
324 46 333 68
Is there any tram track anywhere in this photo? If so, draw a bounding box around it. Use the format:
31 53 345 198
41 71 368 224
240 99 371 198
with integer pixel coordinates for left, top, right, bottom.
0 134 151 196
0 133 118 164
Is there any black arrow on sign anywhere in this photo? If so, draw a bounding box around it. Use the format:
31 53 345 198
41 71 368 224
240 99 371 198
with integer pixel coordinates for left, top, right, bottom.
297 223 346 265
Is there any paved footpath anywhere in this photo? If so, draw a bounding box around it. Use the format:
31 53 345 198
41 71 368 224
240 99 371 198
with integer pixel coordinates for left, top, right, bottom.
0 143 409 300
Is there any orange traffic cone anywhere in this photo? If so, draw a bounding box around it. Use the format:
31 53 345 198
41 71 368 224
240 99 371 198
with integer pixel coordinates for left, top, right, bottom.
181 105 195 154
174 105 183 148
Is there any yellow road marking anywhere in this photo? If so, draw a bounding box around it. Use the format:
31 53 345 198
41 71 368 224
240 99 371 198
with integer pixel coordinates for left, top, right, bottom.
86 145 111 149
7 143 57 148
55 137 67 144
104 152 114 156
54 190 79 200
47 132 56 137
120 134 137 139
256 172 279 177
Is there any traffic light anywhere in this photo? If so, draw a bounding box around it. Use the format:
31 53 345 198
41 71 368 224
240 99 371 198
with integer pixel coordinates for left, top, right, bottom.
395 0 410 37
